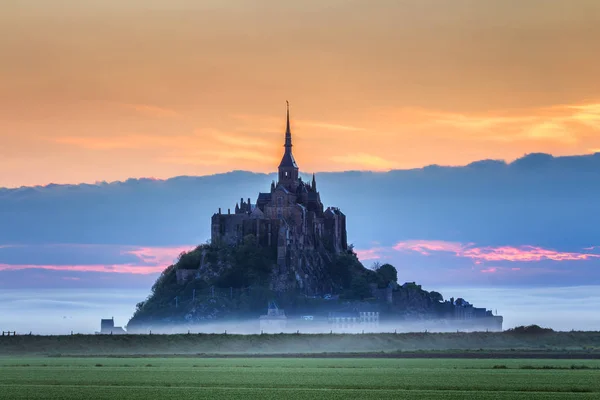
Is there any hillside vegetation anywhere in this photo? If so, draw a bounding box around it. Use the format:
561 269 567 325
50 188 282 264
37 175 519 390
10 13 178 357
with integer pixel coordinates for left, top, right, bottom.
127 238 413 329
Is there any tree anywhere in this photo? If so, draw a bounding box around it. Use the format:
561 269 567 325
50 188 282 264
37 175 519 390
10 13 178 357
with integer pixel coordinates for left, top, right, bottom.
328 253 356 288
347 275 372 300
429 291 443 303
375 263 397 287
216 234 273 288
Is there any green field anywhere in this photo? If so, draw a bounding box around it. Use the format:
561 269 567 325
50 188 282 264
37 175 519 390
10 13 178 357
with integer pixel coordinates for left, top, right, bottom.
1 357 599 399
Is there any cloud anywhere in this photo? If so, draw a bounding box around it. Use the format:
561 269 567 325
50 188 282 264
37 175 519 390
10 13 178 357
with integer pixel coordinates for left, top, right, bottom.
480 267 498 274
52 127 280 169
354 248 383 261
0 244 192 275
392 240 600 263
523 122 574 144
330 153 399 170
381 102 600 146
462 245 600 262
0 263 164 275
212 132 272 148
565 103 600 129
393 240 467 256
123 245 191 266
159 148 278 166
419 110 538 131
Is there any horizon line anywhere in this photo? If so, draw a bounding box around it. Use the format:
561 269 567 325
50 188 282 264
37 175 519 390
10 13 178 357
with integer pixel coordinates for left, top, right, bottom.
2 150 599 190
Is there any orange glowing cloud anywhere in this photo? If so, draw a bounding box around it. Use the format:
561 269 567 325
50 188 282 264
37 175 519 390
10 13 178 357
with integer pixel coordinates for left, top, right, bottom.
330 153 400 171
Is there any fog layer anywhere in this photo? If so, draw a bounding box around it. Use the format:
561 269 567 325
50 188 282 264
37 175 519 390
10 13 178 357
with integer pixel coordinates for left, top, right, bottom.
1 286 598 335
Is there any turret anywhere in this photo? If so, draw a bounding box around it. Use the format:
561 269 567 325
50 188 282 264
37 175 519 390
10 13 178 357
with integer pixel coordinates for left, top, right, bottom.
312 173 317 192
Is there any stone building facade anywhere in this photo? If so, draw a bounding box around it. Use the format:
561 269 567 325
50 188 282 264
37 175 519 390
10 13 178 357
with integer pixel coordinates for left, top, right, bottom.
211 104 348 290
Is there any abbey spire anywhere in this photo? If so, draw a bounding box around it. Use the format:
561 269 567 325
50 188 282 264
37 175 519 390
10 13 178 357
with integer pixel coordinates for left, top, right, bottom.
285 100 292 148
278 101 299 190
211 102 349 275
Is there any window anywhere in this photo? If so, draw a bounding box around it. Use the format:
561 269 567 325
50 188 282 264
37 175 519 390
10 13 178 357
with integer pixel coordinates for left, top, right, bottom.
278 197 283 206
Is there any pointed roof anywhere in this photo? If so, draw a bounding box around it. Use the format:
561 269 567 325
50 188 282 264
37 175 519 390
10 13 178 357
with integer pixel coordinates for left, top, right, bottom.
285 101 291 147
279 101 298 169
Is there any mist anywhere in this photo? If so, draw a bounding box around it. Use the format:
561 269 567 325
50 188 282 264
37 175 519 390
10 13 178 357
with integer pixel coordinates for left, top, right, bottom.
2 286 599 335
0 289 146 335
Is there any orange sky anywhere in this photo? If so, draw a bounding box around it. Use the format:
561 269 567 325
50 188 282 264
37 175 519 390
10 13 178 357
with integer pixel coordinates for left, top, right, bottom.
1 0 600 187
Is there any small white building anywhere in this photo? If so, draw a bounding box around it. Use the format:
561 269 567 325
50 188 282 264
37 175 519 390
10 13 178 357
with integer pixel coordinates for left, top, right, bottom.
259 302 287 333
97 318 127 335
328 311 379 332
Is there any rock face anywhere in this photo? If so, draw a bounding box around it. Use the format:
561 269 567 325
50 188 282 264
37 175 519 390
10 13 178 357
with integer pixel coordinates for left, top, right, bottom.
272 248 334 294
127 244 503 332
173 240 338 295
126 239 373 330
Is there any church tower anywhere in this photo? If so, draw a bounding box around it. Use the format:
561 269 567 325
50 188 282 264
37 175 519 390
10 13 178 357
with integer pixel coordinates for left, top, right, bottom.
278 101 299 191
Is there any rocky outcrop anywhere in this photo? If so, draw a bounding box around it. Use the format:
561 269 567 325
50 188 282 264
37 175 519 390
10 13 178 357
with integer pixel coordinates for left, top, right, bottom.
127 238 368 329
127 241 500 331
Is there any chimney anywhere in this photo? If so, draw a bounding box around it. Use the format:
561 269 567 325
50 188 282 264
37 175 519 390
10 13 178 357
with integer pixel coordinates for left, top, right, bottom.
218 208 221 214
228 208 231 214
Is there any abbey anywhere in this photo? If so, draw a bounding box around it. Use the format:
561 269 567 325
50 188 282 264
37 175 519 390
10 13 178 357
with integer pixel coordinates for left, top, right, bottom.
211 104 348 277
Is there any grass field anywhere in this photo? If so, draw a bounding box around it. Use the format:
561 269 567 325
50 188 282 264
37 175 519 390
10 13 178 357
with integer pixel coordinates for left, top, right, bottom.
1 357 599 399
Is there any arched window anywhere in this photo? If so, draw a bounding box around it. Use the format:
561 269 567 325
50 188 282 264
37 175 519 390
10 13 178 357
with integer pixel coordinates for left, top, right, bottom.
278 197 283 206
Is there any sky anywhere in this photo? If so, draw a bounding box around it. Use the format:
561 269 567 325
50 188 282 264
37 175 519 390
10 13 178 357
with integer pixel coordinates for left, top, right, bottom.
2 1 600 331
2 0 600 187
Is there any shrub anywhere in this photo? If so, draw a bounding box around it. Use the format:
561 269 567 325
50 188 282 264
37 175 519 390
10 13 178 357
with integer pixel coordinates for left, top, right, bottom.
505 325 554 334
